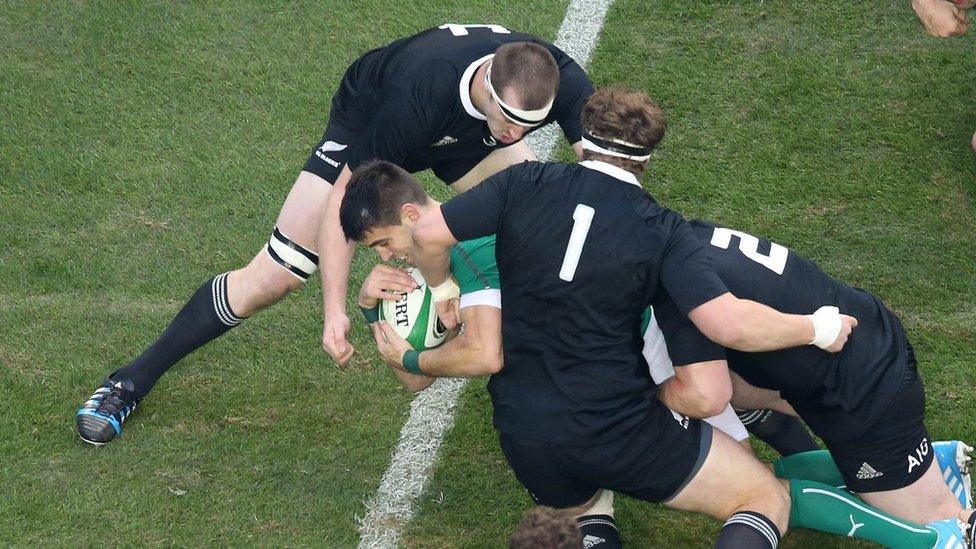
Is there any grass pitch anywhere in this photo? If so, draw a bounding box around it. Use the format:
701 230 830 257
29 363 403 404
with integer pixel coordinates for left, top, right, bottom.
2 1 974 547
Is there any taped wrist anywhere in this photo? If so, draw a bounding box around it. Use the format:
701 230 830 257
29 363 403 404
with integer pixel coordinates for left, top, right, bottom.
360 305 379 324
808 306 841 349
402 349 423 375
429 278 460 302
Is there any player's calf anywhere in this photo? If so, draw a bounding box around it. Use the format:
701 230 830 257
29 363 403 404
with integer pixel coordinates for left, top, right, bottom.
666 428 790 548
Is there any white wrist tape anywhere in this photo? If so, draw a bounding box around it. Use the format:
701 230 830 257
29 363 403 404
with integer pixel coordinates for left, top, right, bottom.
808 306 842 349
428 278 460 302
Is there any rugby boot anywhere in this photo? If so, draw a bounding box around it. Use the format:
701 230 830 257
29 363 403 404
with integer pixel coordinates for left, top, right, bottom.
935 441 973 509
76 378 140 445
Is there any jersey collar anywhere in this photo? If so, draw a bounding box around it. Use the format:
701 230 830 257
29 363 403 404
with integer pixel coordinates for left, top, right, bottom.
459 54 493 121
580 160 641 188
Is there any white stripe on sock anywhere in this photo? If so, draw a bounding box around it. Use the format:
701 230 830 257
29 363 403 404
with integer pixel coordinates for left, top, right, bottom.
725 513 778 548
802 488 932 533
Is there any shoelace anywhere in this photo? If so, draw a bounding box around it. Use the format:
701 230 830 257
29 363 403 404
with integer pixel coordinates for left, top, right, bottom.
95 385 134 415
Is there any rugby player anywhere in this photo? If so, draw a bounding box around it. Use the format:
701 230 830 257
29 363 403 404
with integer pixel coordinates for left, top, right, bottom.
340 155 964 547
76 24 593 445
645 217 976 547
339 160 811 547
341 161 646 547
406 86 861 548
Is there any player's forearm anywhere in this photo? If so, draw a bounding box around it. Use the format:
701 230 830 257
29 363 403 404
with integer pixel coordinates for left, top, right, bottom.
419 333 503 378
732 300 814 351
691 295 815 352
729 372 797 417
319 169 355 314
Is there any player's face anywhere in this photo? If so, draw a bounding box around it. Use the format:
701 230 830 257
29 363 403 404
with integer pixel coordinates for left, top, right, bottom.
486 88 531 145
363 225 415 266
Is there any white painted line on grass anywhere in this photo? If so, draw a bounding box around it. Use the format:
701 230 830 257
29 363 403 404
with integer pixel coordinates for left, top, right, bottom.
357 3 613 546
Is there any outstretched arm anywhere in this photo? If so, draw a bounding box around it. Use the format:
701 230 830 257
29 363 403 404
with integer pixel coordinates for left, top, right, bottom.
688 293 858 353
319 164 357 365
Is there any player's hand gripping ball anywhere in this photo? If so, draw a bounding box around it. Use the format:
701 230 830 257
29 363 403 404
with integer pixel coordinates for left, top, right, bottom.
378 268 451 350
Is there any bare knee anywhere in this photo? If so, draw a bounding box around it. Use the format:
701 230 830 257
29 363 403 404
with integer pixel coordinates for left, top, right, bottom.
731 477 791 536
228 255 304 316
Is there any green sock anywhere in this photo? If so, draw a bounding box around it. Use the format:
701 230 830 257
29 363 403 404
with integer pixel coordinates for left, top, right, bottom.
774 450 845 486
789 479 938 548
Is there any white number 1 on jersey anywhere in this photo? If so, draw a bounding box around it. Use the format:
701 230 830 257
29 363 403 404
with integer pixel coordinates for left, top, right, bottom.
559 204 595 282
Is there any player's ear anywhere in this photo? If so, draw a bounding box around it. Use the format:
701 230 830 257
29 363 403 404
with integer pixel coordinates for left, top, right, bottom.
401 203 421 223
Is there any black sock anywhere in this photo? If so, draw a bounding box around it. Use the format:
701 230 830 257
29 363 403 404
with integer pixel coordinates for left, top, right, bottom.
715 511 780 549
112 272 244 398
577 514 621 548
738 409 819 456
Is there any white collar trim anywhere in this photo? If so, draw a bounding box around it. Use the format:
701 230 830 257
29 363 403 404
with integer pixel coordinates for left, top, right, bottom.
580 160 641 187
459 54 493 121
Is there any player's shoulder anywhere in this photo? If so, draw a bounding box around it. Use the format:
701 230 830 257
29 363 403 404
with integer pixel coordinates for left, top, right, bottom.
452 235 496 258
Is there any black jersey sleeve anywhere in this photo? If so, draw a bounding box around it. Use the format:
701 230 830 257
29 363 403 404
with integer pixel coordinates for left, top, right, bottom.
440 165 518 241
659 213 729 315
652 290 727 366
345 85 434 170
552 60 593 145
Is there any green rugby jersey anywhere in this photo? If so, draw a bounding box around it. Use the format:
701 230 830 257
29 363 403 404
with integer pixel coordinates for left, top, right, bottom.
449 235 500 309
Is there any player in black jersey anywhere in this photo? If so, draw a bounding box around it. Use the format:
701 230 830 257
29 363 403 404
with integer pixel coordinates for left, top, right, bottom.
649 219 976 545
408 86 858 548
76 24 594 445
318 24 595 366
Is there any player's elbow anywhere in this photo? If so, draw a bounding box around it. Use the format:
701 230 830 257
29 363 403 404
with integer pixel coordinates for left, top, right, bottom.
482 347 504 375
471 340 504 375
400 374 434 393
672 371 733 418
698 382 733 417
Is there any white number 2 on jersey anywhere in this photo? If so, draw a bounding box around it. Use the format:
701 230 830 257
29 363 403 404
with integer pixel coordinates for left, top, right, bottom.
709 227 789 275
439 24 511 36
559 204 595 282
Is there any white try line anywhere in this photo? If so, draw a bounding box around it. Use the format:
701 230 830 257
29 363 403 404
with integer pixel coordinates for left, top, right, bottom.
357 3 614 547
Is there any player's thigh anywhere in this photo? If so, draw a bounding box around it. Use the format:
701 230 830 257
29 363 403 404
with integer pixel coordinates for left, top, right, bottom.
858 453 961 524
273 170 332 250
449 141 537 193
665 426 789 522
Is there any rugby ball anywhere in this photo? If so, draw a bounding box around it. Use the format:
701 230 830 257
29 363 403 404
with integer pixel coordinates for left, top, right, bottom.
378 268 450 350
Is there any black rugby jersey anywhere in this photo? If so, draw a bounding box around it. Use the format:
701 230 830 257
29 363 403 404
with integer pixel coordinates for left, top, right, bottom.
440 160 729 444
654 220 909 437
330 24 593 182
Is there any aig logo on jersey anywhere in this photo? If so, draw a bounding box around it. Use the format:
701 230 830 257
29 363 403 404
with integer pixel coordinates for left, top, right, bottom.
908 437 930 474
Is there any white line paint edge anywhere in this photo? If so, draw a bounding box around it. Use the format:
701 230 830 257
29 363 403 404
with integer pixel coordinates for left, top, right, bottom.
357 3 613 546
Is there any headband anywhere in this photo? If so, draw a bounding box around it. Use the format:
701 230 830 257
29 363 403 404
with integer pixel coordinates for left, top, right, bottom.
580 130 652 161
484 61 553 127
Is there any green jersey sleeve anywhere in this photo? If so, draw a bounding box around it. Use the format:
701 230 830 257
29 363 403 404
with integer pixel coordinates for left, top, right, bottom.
449 235 501 309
